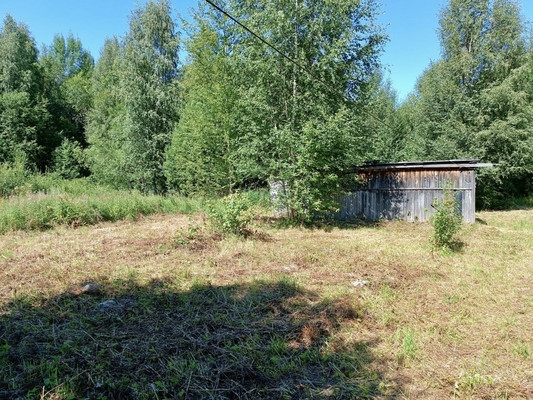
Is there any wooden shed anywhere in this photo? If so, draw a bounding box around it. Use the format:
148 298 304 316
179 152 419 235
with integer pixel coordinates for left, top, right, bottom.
335 159 491 223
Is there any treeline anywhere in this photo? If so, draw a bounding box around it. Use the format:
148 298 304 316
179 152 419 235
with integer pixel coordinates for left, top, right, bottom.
367 0 533 207
1 0 532 217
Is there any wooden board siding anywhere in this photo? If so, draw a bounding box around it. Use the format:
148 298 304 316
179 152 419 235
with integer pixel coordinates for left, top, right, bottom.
335 161 481 223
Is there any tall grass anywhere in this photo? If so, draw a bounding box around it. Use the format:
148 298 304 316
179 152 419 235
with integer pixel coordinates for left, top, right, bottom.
0 175 202 234
0 169 274 234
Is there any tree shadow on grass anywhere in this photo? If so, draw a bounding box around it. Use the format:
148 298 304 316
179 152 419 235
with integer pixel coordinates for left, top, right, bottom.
0 278 398 399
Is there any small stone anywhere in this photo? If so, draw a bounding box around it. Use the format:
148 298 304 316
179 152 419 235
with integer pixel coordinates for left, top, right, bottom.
97 299 118 309
80 283 102 295
94 298 136 313
283 263 299 272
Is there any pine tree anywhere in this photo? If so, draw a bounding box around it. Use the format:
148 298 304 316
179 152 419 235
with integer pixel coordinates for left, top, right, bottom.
165 5 239 195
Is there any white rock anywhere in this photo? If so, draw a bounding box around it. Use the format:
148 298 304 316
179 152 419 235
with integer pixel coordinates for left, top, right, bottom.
80 283 102 295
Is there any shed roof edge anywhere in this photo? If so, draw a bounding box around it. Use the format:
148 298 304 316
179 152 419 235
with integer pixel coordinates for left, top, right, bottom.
357 159 493 171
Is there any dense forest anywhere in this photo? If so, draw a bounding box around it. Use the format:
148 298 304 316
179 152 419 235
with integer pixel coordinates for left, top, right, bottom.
1 0 532 216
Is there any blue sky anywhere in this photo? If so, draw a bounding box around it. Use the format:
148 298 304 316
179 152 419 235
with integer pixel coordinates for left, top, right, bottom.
2 0 533 101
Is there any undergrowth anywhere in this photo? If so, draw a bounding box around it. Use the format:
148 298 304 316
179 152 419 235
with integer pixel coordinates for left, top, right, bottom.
503 196 533 209
0 184 201 234
205 192 258 236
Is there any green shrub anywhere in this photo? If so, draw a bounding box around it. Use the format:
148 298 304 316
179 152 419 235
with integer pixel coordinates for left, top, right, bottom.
205 192 256 236
51 139 88 179
0 153 27 197
430 187 463 250
174 219 203 246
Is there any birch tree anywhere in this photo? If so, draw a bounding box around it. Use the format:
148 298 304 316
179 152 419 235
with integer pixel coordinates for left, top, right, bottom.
223 0 386 218
85 38 129 187
409 0 533 205
121 0 180 193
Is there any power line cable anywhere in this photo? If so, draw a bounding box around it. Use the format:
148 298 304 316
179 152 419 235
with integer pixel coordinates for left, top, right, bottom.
204 0 341 98
204 0 397 131
205 0 305 72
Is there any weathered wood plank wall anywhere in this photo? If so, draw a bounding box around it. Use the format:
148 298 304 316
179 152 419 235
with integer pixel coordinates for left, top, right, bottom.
335 160 482 223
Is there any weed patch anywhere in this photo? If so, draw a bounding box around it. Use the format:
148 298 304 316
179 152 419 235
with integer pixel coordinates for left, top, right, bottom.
205 192 258 236
393 327 418 365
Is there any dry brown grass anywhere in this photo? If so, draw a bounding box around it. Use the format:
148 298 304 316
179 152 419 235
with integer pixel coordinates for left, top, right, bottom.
1 210 532 398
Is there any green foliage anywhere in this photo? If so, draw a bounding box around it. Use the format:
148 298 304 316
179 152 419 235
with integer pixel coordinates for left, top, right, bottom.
85 37 130 189
0 17 95 174
3 0 533 209
0 16 53 170
0 91 50 168
40 33 94 85
40 33 94 153
0 178 200 234
439 0 524 91
430 186 463 250
205 192 256 236
6 174 100 197
86 1 181 194
165 8 240 195
407 60 474 161
0 152 27 197
174 219 203 246
502 197 533 210
394 327 418 365
0 15 42 94
361 71 408 163
51 139 88 179
120 0 180 194
275 110 364 221
214 0 386 219
473 62 533 206
165 0 387 214
399 0 533 206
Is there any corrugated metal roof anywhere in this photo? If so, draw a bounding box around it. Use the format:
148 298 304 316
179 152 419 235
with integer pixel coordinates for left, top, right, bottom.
358 159 493 171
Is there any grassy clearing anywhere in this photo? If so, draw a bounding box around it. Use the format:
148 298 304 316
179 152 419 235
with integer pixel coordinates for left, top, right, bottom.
1 208 532 398
1 279 372 399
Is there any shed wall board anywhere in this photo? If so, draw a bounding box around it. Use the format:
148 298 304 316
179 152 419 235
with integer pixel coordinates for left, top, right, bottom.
335 166 477 223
